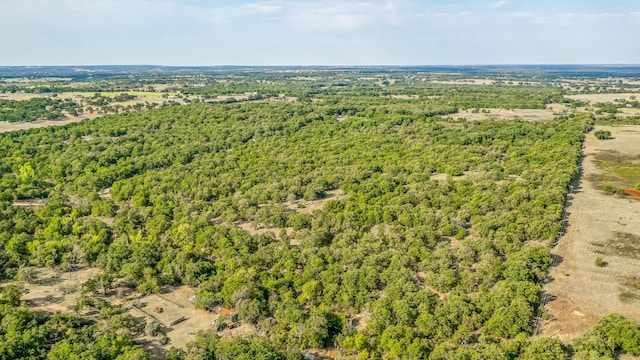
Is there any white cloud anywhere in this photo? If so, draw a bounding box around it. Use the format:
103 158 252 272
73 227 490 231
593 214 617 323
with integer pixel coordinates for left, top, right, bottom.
488 0 511 8
286 1 410 32
504 11 533 18
241 2 283 15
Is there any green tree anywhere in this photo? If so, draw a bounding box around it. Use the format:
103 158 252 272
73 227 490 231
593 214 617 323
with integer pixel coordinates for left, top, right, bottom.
520 337 567 359
1 284 22 306
594 130 612 140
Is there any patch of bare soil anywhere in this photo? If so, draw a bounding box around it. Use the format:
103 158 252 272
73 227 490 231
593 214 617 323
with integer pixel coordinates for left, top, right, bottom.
268 96 298 103
454 104 570 122
12 198 46 207
0 114 94 133
539 125 640 343
416 271 449 303
430 79 495 85
9 269 257 359
208 94 250 102
93 216 115 227
440 235 461 249
352 310 371 332
125 286 255 358
430 172 477 182
235 221 293 239
98 187 112 200
369 224 391 239
617 107 640 117
567 93 640 104
285 189 347 215
19 267 103 313
389 94 419 100
234 190 347 246
0 93 40 101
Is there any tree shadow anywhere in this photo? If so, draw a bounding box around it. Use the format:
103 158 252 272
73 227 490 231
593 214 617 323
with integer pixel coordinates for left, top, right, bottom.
540 292 558 305
36 275 64 286
23 295 65 307
551 254 563 267
551 154 585 246
138 339 167 360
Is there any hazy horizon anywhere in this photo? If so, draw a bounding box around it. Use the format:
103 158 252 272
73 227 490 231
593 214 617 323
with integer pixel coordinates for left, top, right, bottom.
3 64 640 68
2 0 639 66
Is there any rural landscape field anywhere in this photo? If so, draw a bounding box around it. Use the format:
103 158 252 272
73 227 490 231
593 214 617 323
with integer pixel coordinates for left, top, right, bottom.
1 65 639 360
2 0 640 359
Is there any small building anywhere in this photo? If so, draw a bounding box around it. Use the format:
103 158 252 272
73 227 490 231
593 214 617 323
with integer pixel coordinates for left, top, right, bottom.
212 306 238 322
39 93 53 98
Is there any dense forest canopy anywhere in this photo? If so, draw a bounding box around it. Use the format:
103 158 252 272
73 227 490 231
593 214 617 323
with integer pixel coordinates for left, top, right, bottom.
0 97 79 122
0 71 639 359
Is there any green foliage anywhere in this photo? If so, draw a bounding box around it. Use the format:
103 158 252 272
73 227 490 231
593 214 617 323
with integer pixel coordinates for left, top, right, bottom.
114 93 136 102
594 257 607 267
0 302 147 359
573 314 640 359
183 332 303 360
0 74 594 358
1 285 21 306
520 337 567 359
0 97 77 122
594 130 612 140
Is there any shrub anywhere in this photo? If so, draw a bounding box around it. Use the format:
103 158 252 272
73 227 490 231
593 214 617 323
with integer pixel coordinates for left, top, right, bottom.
595 257 607 267
594 130 612 140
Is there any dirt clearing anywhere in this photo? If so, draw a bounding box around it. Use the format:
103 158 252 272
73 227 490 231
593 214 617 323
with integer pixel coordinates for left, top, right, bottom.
233 189 347 246
539 125 640 343
285 189 347 215
19 267 102 313
12 198 46 207
235 221 294 239
131 288 255 351
5 267 256 359
454 104 571 122
567 93 640 104
0 114 95 133
430 79 495 85
0 93 40 101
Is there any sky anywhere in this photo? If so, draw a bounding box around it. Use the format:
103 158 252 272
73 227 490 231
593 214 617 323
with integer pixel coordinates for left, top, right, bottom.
1 0 639 66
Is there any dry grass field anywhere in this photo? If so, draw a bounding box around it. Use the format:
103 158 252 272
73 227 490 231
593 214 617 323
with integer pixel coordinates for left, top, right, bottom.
0 90 191 133
131 287 256 354
567 93 640 103
20 267 102 313
0 114 95 133
539 125 640 343
0 93 40 101
454 103 571 122
429 79 495 85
